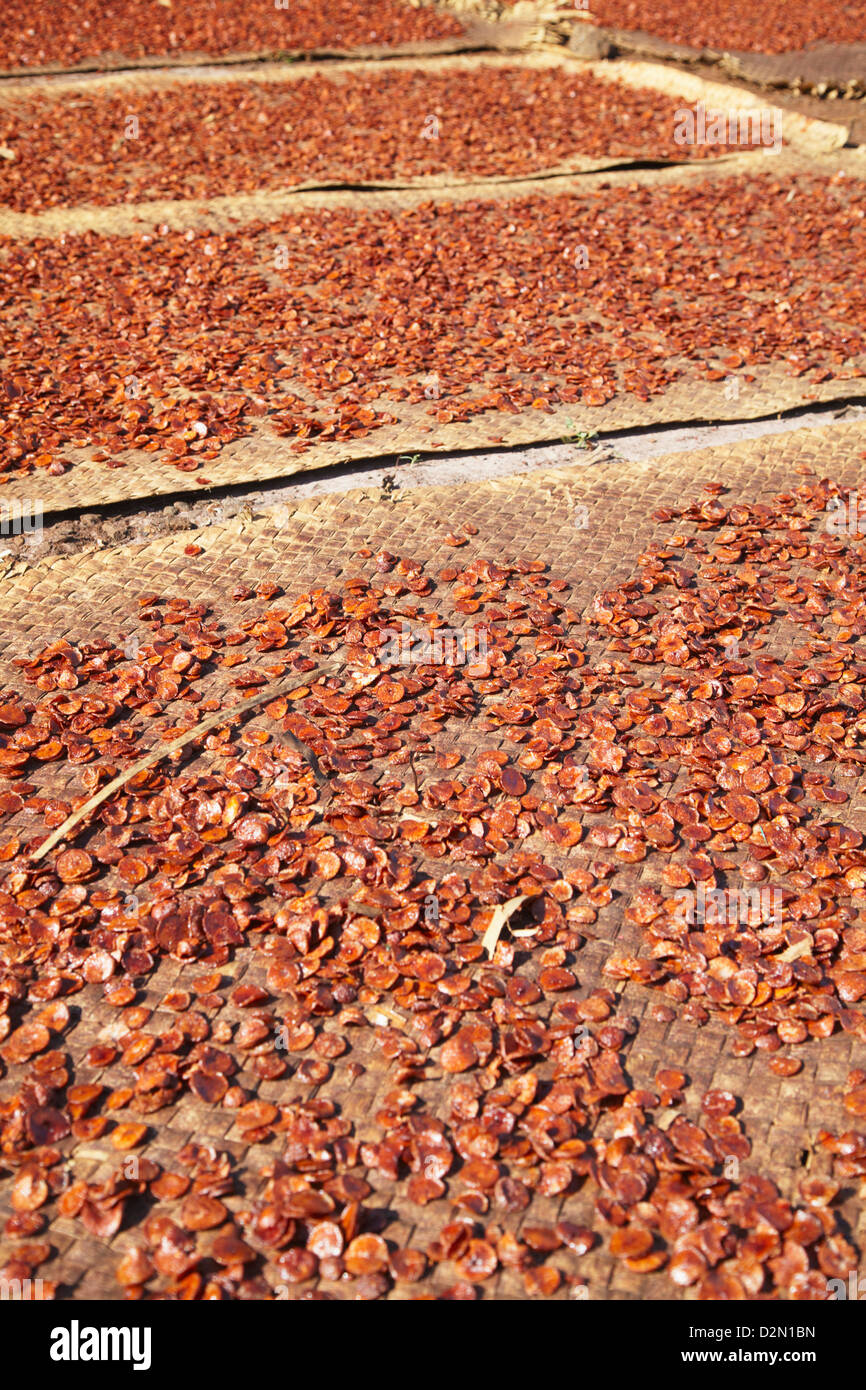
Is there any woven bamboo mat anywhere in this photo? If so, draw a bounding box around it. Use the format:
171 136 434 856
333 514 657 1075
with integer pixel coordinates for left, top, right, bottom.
0 52 847 158
0 15 534 79
3 418 865 655
0 52 846 222
1 420 865 1299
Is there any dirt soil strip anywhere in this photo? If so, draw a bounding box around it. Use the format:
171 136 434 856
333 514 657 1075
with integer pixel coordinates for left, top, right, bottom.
1 420 865 1298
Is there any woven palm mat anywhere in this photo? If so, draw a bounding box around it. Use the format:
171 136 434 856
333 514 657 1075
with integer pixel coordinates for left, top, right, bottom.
0 16 534 80
2 149 866 517
0 145 840 241
0 53 846 183
1 420 866 1300
0 55 850 244
3 419 865 660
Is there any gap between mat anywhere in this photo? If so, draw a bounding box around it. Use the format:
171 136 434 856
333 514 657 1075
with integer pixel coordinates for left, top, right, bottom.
3 397 864 566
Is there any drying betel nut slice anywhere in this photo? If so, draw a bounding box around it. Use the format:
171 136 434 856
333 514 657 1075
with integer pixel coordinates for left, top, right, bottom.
344 1234 389 1276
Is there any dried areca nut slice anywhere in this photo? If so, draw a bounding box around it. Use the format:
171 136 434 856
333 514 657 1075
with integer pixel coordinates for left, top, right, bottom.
555 1222 595 1255
231 984 269 1008
668 1248 708 1287
626 1250 668 1273
455 1239 499 1282
351 1273 389 1300
189 1071 228 1104
344 1234 389 1276
407 1175 446 1205
701 1089 737 1117
523 1266 562 1297
110 1123 148 1150
798 1177 839 1207
151 1173 191 1201
27 1108 70 1144
313 1032 348 1059
522 1225 562 1253
306 1221 345 1260
610 1226 654 1260
35 1001 70 1032
116 1247 154 1287
180 1195 228 1231
440 1033 479 1073
389 1248 427 1282
211 1233 256 1266
161 991 191 1012
4 1022 51 1063
296 1059 331 1085
277 1249 319 1284
5 1212 46 1238
55 849 94 883
11 1166 49 1213
768 1057 802 1077
81 1200 124 1240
